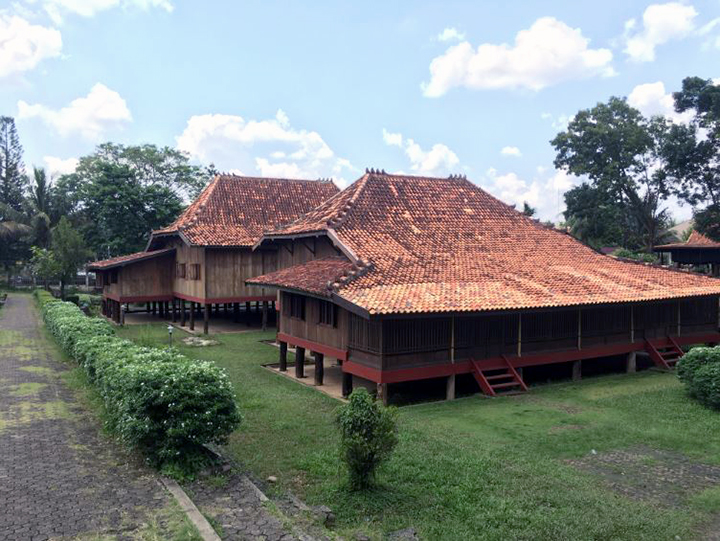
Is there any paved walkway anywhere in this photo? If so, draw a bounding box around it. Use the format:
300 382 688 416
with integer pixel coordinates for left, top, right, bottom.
0 295 182 540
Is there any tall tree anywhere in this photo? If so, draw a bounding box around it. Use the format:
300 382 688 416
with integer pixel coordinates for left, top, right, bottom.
80 162 183 256
51 217 91 299
660 77 720 240
552 97 672 251
26 167 54 247
0 117 26 211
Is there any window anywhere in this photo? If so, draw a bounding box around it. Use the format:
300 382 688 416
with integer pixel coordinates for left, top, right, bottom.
96 272 104 287
289 294 306 320
110 270 118 284
176 263 186 278
188 263 201 280
318 300 338 328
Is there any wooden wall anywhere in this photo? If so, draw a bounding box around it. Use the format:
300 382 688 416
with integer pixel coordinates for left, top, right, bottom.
279 292 349 351
276 236 343 268
205 248 276 299
119 255 174 298
171 240 205 300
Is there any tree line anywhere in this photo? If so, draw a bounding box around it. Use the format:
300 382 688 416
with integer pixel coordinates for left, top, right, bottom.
0 117 213 295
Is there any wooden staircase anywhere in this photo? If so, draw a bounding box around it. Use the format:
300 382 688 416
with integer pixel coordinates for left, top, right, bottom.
645 337 684 370
471 355 528 397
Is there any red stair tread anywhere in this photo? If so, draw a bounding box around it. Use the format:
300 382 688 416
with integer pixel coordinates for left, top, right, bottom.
491 381 522 389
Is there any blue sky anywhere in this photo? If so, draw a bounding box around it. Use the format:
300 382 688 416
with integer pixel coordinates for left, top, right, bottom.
2 0 719 221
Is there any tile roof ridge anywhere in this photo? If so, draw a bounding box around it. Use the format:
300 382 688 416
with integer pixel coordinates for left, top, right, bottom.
325 172 371 230
326 257 374 294
217 172 337 184
180 173 223 232
610 253 720 278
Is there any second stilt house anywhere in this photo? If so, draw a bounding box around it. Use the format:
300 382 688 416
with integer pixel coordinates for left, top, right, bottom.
89 174 339 332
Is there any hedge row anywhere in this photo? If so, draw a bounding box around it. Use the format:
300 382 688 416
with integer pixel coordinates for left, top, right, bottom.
677 346 720 410
36 291 242 473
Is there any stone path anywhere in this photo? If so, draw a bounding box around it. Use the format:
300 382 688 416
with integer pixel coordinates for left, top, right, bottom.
0 295 190 540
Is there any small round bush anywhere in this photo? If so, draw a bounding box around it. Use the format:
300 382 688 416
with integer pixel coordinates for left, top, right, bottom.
336 387 398 490
677 346 720 387
689 363 720 410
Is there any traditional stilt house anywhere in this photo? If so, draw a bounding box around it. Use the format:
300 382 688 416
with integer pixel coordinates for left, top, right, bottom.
655 231 720 276
249 170 720 403
88 174 338 332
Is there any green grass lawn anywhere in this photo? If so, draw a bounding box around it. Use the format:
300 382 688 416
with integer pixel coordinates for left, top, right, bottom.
117 323 720 540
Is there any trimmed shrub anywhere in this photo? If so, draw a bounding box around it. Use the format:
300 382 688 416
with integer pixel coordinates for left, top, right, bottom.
690 363 720 410
39 298 242 476
336 388 398 490
677 346 720 387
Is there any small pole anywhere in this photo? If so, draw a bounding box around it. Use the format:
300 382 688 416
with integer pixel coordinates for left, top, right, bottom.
168 324 174 348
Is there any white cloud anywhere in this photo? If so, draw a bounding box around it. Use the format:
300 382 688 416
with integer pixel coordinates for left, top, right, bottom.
382 128 460 175
42 0 172 23
422 17 614 96
17 83 132 140
43 155 78 177
0 14 62 78
437 27 465 42
628 81 693 123
501 146 522 157
176 110 355 182
623 2 697 62
541 112 572 132
698 17 720 49
481 167 578 222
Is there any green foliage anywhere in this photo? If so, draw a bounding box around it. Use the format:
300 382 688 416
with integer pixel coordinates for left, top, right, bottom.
30 247 61 286
662 78 720 239
0 116 26 212
677 346 720 409
39 297 241 476
51 217 91 297
336 388 398 490
611 248 658 263
553 97 674 251
522 202 536 217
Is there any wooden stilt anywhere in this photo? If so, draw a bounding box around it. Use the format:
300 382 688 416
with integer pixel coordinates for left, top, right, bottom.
119 303 125 326
262 301 268 331
377 383 388 406
626 351 637 373
146 302 150 313
246 301 251 326
572 360 582 381
203 303 210 335
342 372 353 398
314 352 324 386
180 299 186 326
233 302 239 323
279 341 287 372
152 301 157 316
189 302 195 331
295 347 305 378
172 299 177 322
446 374 456 401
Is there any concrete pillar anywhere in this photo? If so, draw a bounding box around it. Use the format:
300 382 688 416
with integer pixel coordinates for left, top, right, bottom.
180 299 186 326
295 347 305 378
377 383 389 406
203 303 210 335
342 372 353 398
446 374 456 401
314 352 324 386
279 341 287 372
572 360 582 381
262 301 268 331
626 351 637 373
189 302 195 331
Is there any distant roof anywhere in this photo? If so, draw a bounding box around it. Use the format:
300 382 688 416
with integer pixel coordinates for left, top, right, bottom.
252 170 720 316
87 248 175 270
151 174 339 247
656 230 720 250
668 219 693 238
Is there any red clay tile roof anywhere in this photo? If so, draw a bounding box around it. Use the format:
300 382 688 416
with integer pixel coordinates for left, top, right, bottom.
656 230 720 250
152 174 339 247
87 248 175 270
248 257 355 297
258 171 720 315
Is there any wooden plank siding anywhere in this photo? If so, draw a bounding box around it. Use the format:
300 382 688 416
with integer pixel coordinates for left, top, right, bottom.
98 254 174 302
279 292 349 352
205 248 277 300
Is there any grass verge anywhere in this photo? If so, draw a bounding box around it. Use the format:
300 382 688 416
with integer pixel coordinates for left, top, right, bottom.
117 322 720 540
